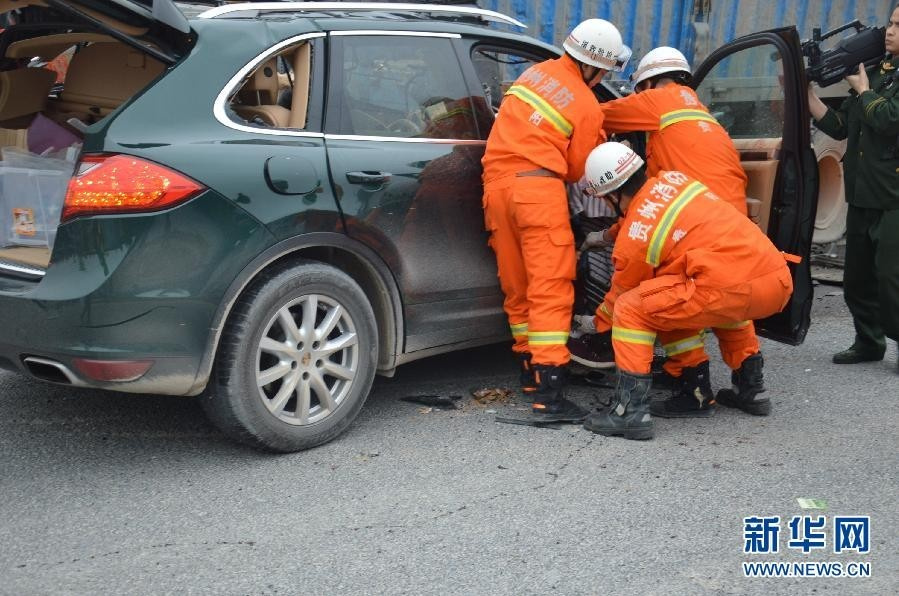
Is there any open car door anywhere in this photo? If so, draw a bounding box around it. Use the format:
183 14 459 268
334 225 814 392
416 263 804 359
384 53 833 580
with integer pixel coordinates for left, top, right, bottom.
692 26 818 345
38 0 193 64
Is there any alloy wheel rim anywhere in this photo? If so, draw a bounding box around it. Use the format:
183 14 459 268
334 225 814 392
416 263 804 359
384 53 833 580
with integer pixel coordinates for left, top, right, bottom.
255 294 358 425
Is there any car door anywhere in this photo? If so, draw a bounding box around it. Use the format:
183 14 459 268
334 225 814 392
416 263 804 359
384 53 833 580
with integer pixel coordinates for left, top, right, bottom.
692 27 818 345
323 31 504 353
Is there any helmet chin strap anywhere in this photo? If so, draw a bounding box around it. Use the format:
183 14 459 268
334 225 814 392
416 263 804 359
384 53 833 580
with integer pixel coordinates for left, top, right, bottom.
606 190 625 219
579 63 593 84
580 63 605 87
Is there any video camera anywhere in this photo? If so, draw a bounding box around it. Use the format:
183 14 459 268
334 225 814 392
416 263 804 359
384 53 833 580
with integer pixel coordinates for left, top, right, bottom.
801 20 886 87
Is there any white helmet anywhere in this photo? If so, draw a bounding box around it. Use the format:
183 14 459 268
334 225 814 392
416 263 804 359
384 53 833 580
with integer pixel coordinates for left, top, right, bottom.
631 46 692 86
585 142 645 196
563 18 630 72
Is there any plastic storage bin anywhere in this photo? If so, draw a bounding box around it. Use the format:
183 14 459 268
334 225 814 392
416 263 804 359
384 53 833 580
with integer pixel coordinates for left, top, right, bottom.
0 166 68 248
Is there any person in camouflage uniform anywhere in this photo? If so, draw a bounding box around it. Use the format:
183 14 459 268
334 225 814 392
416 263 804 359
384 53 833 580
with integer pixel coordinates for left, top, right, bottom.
808 4 899 372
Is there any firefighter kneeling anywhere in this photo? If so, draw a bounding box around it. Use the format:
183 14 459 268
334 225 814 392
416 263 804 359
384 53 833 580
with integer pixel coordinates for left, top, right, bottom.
581 143 794 440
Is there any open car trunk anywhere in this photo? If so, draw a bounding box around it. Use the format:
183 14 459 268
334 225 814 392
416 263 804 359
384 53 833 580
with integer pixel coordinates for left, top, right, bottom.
0 0 191 277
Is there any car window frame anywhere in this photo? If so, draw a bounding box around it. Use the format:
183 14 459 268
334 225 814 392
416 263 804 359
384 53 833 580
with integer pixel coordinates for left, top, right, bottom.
323 30 485 144
459 39 557 140
213 32 326 137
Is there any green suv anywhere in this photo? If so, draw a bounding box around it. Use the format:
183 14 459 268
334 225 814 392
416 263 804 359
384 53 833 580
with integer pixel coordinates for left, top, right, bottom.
0 1 818 451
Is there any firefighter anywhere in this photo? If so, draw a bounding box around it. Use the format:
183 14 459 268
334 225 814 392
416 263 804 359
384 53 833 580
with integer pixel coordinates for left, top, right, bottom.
580 142 794 440
600 46 748 214
808 3 899 372
598 46 769 416
481 18 628 421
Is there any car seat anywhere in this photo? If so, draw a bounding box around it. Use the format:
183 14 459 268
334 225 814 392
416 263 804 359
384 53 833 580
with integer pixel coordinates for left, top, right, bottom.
233 58 291 128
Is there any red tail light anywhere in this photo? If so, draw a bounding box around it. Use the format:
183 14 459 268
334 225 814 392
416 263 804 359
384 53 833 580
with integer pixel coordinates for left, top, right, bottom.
61 154 205 221
72 358 154 382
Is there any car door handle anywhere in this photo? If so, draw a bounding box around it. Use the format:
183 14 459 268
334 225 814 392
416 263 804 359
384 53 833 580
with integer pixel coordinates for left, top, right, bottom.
346 171 391 185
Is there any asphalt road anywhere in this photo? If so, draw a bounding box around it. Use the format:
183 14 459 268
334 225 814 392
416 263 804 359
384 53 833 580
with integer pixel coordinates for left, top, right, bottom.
1 286 896 595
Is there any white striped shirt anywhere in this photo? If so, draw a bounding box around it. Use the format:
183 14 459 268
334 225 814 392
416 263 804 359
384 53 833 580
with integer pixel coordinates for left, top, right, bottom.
567 177 616 218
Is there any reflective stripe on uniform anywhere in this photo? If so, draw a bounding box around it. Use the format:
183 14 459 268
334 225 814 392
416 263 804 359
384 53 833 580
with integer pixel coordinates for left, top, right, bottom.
611 327 657 345
505 85 574 137
865 96 886 117
663 334 705 356
510 322 528 337
659 108 720 130
717 320 751 330
527 331 569 345
646 181 707 266
600 303 612 318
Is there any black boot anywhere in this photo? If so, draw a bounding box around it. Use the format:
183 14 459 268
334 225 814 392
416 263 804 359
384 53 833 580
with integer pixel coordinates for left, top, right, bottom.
650 360 715 418
716 353 769 416
531 364 586 422
832 343 884 364
517 352 537 398
583 371 653 440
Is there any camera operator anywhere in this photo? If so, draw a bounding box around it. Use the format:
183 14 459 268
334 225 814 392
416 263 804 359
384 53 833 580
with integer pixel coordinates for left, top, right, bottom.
808 4 899 372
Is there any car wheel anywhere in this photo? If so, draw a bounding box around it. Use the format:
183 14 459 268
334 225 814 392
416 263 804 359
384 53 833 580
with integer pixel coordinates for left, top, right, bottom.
203 260 378 452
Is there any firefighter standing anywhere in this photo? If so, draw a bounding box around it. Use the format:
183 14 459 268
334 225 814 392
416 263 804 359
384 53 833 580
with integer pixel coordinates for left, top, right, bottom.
600 46 748 214
808 4 899 372
581 143 793 440
597 47 769 417
481 18 628 421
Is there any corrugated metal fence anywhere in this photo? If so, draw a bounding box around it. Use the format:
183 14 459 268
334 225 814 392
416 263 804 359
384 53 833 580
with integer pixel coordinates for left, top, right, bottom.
485 0 896 79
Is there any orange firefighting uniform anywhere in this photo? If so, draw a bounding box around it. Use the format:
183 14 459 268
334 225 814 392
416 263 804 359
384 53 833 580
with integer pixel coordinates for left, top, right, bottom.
600 83 758 375
594 171 793 375
600 83 748 214
482 54 605 365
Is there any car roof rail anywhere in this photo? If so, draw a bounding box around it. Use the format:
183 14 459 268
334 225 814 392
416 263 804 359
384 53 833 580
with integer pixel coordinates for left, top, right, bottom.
197 2 527 29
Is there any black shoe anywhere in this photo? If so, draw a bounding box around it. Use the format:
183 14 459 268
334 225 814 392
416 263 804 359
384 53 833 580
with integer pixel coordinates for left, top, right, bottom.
567 332 615 369
651 361 715 418
832 345 884 364
652 368 680 390
569 369 614 389
716 353 769 416
532 397 587 422
583 371 654 440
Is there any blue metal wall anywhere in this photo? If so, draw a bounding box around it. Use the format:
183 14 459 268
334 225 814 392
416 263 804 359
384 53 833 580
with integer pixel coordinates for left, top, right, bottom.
486 0 896 79
709 0 894 45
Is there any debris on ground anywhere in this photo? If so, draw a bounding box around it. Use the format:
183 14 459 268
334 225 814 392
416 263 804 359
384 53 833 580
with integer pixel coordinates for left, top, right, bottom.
400 394 463 409
811 265 844 286
796 498 828 510
471 387 514 405
810 241 844 285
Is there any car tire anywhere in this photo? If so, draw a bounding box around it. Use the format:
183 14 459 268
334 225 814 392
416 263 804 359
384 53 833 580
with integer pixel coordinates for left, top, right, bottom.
202 260 378 452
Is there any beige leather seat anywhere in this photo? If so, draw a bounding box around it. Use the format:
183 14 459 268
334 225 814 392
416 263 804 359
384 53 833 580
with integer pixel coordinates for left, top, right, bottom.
46 42 164 124
233 58 291 128
0 67 56 128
